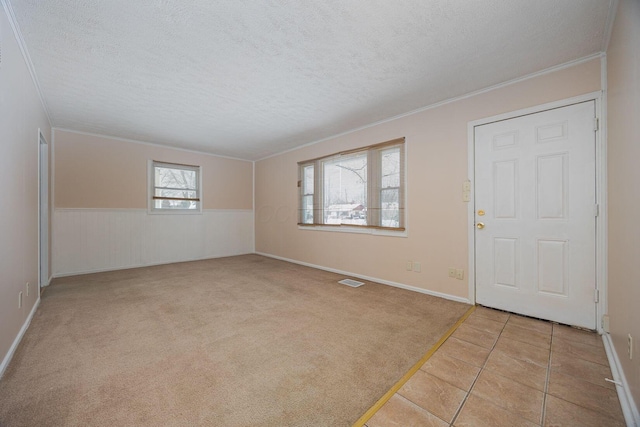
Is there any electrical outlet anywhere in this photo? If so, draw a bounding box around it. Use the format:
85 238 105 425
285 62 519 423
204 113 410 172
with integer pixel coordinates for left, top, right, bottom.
455 269 464 280
448 268 456 278
629 334 633 360
26 282 30 297
406 261 413 271
413 262 421 273
18 291 23 309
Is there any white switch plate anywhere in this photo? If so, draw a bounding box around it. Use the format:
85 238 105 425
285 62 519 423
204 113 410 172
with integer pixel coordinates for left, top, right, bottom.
455 269 464 280
629 334 633 360
406 261 413 271
413 262 421 273
26 282 30 296
18 291 23 309
448 268 456 278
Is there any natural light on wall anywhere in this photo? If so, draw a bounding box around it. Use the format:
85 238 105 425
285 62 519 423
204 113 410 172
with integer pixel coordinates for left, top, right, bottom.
298 138 405 230
150 161 201 212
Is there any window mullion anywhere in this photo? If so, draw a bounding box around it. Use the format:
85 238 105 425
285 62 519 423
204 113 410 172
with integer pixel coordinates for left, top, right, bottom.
368 149 379 227
314 160 323 225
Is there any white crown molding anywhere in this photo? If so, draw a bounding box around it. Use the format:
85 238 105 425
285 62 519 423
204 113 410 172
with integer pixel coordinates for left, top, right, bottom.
602 0 620 52
53 207 253 213
1 0 52 126
52 127 252 163
256 52 603 162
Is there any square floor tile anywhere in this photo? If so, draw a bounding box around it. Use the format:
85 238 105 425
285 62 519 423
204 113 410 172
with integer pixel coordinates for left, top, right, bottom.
421 351 481 391
438 337 491 368
552 323 603 348
464 313 506 335
454 394 538 427
552 337 609 366
550 351 615 390
367 393 448 427
544 395 626 427
470 370 544 424
547 371 625 421
493 335 550 368
501 322 551 350
484 349 547 391
507 314 552 334
399 370 467 423
451 323 499 350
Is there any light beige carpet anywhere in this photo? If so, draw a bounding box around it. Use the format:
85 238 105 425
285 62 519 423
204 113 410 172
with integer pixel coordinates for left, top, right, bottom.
0 255 469 426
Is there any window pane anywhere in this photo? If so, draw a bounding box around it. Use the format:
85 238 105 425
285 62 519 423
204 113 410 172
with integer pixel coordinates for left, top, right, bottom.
381 188 399 228
301 195 313 224
154 199 199 209
381 147 400 189
155 166 197 190
303 165 314 194
323 154 367 225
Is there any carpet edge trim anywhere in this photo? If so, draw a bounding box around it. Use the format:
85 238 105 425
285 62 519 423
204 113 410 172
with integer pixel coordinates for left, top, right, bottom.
352 304 477 427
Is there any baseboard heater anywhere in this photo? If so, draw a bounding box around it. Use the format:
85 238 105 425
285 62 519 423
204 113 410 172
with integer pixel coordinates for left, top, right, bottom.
338 279 364 288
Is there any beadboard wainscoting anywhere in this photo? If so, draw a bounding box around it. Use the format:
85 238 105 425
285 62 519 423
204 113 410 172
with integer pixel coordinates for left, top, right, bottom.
53 209 254 277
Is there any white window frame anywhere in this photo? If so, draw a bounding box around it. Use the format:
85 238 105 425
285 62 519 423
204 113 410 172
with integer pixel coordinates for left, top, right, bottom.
297 138 406 236
148 160 202 214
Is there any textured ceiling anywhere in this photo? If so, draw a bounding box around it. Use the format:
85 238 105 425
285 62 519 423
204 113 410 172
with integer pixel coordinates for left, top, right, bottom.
10 0 612 160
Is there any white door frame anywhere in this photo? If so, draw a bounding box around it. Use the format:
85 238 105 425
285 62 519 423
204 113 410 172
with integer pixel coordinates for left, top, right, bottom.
38 129 49 287
467 91 607 332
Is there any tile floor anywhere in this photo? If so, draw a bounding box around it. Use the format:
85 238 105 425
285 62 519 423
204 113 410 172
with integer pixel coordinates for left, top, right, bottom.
365 306 626 427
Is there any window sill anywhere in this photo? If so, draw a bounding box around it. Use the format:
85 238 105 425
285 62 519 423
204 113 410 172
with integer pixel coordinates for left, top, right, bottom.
297 224 407 237
148 209 203 215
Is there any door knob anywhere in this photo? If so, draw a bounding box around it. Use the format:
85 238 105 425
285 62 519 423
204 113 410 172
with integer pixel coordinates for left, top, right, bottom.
476 222 485 229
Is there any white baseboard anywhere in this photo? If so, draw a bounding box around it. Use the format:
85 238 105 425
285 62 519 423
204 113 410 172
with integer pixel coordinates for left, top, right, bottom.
255 252 471 305
602 333 640 427
0 296 41 379
52 252 254 278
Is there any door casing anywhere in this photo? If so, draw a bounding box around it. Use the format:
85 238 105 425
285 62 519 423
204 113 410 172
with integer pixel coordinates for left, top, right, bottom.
467 91 607 332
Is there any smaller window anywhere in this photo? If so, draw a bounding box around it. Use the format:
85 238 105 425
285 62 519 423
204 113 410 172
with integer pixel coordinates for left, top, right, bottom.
150 161 201 213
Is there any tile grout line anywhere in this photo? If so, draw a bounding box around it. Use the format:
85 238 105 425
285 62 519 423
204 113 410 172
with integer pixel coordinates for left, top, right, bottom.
393 392 451 426
540 324 556 425
543 327 628 424
448 312 511 426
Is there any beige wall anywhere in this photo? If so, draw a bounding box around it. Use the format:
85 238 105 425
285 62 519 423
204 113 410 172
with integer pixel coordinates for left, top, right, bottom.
255 58 601 300
0 7 52 370
607 0 640 411
54 130 253 210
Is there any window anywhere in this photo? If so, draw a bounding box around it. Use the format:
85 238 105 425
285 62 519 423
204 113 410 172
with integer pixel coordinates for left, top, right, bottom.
298 138 405 230
150 161 201 213
300 164 314 224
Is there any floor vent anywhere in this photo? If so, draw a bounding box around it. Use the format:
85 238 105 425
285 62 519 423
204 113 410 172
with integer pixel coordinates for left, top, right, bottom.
338 279 364 288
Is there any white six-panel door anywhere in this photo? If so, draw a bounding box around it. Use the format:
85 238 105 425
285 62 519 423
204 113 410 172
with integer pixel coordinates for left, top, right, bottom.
474 101 597 329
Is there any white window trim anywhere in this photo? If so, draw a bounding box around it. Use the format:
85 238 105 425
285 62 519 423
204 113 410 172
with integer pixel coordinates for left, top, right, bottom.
147 160 203 215
297 223 408 237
